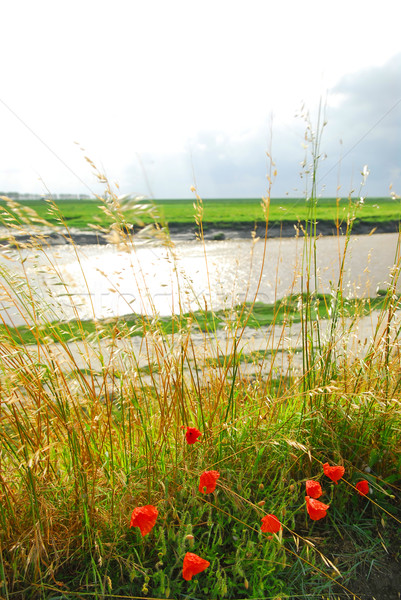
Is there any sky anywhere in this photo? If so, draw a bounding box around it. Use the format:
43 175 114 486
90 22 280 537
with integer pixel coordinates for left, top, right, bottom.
0 0 400 200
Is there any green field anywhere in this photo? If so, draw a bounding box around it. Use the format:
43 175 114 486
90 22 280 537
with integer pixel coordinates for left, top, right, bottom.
1 195 400 230
150 196 401 226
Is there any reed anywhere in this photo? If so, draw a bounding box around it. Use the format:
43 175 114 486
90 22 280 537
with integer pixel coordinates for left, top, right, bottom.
0 136 400 600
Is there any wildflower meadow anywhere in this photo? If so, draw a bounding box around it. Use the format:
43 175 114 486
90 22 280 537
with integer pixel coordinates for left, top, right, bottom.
0 117 400 600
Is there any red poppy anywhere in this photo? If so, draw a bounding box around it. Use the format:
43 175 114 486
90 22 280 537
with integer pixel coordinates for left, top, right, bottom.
305 496 330 520
323 462 345 484
129 505 158 536
355 480 369 496
261 513 282 533
198 470 220 494
305 480 323 499
184 426 201 444
182 552 210 580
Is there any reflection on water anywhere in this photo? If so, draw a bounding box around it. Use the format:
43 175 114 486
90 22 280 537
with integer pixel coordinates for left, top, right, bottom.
0 233 400 325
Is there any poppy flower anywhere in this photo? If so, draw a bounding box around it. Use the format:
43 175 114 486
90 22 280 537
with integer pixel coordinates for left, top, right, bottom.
305 480 323 499
129 505 158 536
305 496 330 520
261 513 282 533
323 462 345 484
355 480 369 496
182 552 210 580
198 470 220 494
184 426 201 444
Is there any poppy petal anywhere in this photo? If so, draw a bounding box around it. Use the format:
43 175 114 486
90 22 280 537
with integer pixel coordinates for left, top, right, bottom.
355 480 369 496
182 552 210 580
129 505 158 536
198 470 220 494
323 462 345 484
261 514 282 533
305 496 330 520
305 480 323 499
185 427 202 444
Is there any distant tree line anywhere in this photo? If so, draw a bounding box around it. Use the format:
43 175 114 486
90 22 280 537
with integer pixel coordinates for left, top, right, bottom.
0 192 91 200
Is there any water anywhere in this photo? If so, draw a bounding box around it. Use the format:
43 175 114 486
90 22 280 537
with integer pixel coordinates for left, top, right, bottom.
0 233 400 326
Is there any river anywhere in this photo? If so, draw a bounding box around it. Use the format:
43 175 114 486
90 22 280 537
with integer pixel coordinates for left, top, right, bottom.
0 232 400 325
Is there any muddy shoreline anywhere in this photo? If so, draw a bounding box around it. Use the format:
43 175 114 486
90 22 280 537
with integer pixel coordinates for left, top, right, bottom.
165 219 400 241
0 219 399 246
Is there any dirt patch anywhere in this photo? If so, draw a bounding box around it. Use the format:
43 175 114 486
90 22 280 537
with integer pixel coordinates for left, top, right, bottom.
329 518 401 600
347 555 401 599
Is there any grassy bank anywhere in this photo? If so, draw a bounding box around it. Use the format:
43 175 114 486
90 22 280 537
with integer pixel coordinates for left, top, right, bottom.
0 292 395 345
0 151 401 599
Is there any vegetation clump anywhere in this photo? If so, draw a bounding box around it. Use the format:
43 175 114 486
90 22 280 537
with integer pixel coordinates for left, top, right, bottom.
0 135 400 599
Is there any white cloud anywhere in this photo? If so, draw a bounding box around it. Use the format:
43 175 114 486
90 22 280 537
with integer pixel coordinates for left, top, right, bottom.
0 0 400 196
319 54 401 195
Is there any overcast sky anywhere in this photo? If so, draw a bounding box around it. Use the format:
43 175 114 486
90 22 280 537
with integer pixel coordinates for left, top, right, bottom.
0 0 400 199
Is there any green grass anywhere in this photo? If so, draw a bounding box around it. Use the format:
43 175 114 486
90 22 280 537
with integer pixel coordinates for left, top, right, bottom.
152 196 401 227
0 195 400 231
